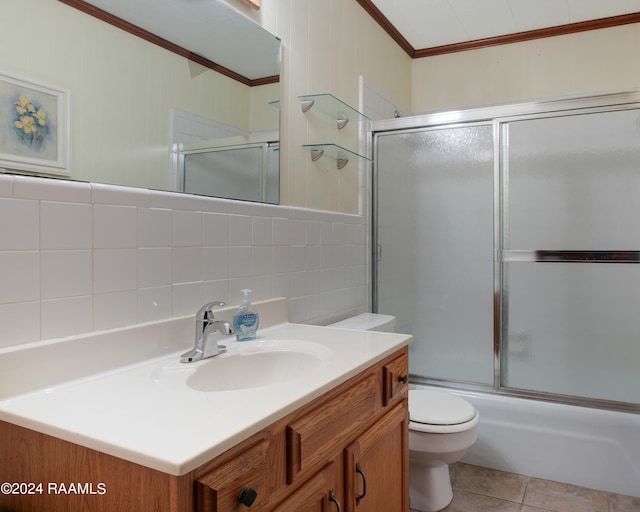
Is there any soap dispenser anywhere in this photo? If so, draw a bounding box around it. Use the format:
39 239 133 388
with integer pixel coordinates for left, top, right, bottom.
233 289 259 341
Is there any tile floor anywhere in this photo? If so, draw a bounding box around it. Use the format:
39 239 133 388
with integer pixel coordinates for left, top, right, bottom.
410 463 640 512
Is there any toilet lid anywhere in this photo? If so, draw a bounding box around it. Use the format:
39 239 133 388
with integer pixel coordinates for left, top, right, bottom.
409 390 476 425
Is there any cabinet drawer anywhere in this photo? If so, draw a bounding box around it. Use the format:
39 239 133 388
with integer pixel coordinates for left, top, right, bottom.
196 440 268 512
382 350 409 406
286 372 378 483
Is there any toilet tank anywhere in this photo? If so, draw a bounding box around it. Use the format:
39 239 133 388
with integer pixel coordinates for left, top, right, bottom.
328 313 396 332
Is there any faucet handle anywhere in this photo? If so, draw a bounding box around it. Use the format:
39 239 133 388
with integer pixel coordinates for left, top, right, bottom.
196 301 226 322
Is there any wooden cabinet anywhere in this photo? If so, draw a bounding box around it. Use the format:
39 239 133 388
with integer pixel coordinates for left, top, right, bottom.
0 347 409 512
194 347 409 512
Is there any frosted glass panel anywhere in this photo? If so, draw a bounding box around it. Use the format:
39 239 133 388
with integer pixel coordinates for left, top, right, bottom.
376 125 494 384
507 109 640 249
503 263 640 404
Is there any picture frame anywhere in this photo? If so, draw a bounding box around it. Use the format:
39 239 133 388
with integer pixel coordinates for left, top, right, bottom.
0 72 70 177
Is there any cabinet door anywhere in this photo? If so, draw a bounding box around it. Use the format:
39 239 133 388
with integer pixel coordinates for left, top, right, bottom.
344 402 409 512
273 462 341 512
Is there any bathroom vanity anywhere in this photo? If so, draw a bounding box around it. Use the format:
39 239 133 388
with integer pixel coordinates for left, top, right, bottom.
0 301 412 512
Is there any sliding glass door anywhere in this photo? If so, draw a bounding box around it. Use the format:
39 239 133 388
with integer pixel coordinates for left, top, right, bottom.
374 124 495 385
373 92 640 409
501 108 640 404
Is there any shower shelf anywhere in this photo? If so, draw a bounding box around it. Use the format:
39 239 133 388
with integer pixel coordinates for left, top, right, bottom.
303 143 372 170
299 93 370 129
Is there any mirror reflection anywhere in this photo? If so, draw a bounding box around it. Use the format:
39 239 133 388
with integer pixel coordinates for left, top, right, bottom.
2 0 280 203
179 131 279 204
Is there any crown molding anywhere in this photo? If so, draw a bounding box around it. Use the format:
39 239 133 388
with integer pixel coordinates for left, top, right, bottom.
354 1 640 59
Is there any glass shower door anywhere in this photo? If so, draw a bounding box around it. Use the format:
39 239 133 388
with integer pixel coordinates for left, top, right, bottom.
502 108 640 404
374 124 495 385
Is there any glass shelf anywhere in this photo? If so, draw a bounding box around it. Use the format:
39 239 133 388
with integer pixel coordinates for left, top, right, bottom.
299 93 370 129
268 99 280 108
303 143 372 170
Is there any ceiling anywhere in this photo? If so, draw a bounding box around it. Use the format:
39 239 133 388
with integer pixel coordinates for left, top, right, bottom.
370 0 640 52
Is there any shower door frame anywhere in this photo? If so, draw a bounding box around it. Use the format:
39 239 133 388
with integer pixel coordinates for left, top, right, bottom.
371 89 640 413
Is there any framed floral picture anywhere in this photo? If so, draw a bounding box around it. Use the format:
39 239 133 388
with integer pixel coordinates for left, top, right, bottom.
0 72 70 176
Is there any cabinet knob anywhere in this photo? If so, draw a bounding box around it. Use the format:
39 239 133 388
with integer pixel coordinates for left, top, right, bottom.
238 487 258 507
398 374 408 384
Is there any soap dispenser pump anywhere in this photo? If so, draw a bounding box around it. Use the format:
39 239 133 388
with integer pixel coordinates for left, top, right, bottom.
233 289 259 341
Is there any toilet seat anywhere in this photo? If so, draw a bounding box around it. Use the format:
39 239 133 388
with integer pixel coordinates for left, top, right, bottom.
409 390 480 434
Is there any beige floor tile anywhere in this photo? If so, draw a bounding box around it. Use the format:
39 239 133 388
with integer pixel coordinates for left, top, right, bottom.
451 463 529 503
608 492 640 512
440 489 523 512
523 478 609 512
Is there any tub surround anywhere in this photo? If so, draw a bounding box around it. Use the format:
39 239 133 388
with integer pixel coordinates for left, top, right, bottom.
0 298 413 475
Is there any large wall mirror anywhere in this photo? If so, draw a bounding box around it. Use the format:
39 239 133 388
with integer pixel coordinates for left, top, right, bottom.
1 0 281 203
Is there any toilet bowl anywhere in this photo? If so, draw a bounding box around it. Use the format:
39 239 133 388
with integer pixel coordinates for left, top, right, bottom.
409 389 480 512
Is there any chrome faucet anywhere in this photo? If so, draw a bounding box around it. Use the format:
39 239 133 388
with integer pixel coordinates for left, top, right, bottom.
180 302 234 363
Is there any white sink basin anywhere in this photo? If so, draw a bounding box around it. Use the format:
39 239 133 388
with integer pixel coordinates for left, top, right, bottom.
152 339 334 392
187 339 333 391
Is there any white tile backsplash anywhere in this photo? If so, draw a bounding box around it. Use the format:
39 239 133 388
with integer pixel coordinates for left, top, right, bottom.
252 217 273 246
93 290 138 331
272 217 290 245
229 215 253 246
0 302 39 348
94 249 137 293
0 252 39 303
138 286 172 322
41 296 93 340
228 246 253 278
0 198 39 250
41 250 92 299
41 202 92 250
202 212 229 246
0 178 368 348
173 210 203 247
94 205 137 249
173 247 204 284
138 248 173 287
14 175 91 203
138 208 173 248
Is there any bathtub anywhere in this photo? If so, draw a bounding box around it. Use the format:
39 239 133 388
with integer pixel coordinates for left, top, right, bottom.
412 384 640 497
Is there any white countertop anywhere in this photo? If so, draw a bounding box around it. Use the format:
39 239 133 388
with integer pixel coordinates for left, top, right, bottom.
0 302 412 476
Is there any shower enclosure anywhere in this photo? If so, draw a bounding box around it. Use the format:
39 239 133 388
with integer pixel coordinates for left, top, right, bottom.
372 91 640 412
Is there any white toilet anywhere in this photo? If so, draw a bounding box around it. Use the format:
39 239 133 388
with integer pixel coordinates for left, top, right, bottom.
409 389 480 511
329 313 480 512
